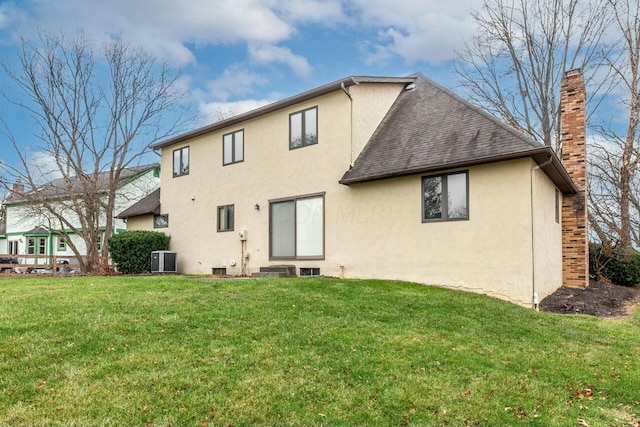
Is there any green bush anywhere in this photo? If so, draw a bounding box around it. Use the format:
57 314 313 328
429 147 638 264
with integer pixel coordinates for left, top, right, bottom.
589 242 640 287
109 231 170 274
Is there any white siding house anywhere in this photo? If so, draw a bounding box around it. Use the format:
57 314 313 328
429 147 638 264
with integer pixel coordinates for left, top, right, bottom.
2 165 160 267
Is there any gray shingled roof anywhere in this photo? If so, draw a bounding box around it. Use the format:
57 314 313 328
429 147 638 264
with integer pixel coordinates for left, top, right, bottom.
24 226 49 235
116 188 160 219
340 74 577 194
5 164 159 204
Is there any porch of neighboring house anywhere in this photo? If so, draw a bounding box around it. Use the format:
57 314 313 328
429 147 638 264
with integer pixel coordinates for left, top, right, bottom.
0 226 109 274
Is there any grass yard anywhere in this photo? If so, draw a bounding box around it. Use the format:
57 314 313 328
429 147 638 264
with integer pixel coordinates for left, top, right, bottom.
0 276 639 426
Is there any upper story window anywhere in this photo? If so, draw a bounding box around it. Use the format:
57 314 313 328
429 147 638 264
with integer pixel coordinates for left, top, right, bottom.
289 106 317 150
58 237 66 251
173 146 189 177
223 130 244 165
422 171 469 222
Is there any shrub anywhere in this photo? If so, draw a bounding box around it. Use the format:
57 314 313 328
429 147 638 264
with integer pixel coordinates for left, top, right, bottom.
109 231 170 274
590 242 640 287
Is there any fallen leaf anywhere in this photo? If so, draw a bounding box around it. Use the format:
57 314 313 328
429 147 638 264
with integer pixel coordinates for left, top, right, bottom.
577 418 590 427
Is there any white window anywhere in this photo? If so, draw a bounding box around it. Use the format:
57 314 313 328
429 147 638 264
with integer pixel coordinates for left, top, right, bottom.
8 240 18 255
58 236 66 251
270 194 324 259
223 130 244 165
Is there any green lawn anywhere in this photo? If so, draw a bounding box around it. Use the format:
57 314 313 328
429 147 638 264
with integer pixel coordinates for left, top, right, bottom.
0 276 638 426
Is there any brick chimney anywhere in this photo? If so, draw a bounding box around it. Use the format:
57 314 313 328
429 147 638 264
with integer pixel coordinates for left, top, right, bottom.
560 69 588 288
11 181 24 195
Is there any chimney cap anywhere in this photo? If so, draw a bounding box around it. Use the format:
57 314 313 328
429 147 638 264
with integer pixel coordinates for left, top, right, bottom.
564 68 583 78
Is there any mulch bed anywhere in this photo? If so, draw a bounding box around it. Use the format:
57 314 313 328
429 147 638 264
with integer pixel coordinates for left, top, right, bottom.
540 280 640 317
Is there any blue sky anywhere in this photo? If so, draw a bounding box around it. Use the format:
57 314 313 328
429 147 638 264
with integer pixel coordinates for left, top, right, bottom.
0 0 481 178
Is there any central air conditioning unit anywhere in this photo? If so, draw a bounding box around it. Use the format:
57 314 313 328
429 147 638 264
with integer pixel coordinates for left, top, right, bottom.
151 251 177 274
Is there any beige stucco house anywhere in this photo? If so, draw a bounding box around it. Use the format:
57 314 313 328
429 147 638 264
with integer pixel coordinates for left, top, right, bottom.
148 71 588 307
117 188 162 231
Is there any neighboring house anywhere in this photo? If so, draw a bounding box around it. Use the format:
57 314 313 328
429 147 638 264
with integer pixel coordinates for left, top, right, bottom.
3 165 160 264
147 71 587 307
116 188 164 231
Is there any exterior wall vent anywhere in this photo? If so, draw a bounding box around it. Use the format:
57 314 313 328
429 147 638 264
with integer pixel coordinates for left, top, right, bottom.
151 251 177 274
300 267 320 277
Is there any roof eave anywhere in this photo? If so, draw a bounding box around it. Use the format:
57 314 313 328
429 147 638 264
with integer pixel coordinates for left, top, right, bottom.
340 147 578 194
116 205 160 219
152 76 417 150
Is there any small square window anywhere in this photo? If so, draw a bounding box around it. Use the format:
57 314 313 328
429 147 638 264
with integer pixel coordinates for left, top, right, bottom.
217 204 234 232
223 130 244 165
154 214 169 229
289 106 318 149
173 146 190 177
422 171 469 222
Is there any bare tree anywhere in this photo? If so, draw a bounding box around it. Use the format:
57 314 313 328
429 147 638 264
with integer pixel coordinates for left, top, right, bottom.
0 32 188 272
213 107 238 122
456 0 614 151
589 0 640 252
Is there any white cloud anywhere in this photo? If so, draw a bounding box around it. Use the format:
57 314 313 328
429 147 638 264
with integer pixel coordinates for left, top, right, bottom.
206 66 269 101
249 43 312 77
6 0 294 65
2 0 483 71
276 0 346 23
351 0 481 64
0 9 8 30
199 99 272 124
29 151 63 185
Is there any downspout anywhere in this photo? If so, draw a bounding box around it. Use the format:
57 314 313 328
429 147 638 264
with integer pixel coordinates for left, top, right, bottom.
530 155 553 310
340 81 355 166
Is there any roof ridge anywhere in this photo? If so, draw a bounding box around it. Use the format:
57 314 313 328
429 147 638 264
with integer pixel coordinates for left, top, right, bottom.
415 72 546 148
412 73 542 149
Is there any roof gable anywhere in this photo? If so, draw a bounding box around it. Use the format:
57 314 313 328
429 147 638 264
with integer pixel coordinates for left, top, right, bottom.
340 74 576 193
5 164 159 204
152 76 416 150
116 188 161 219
